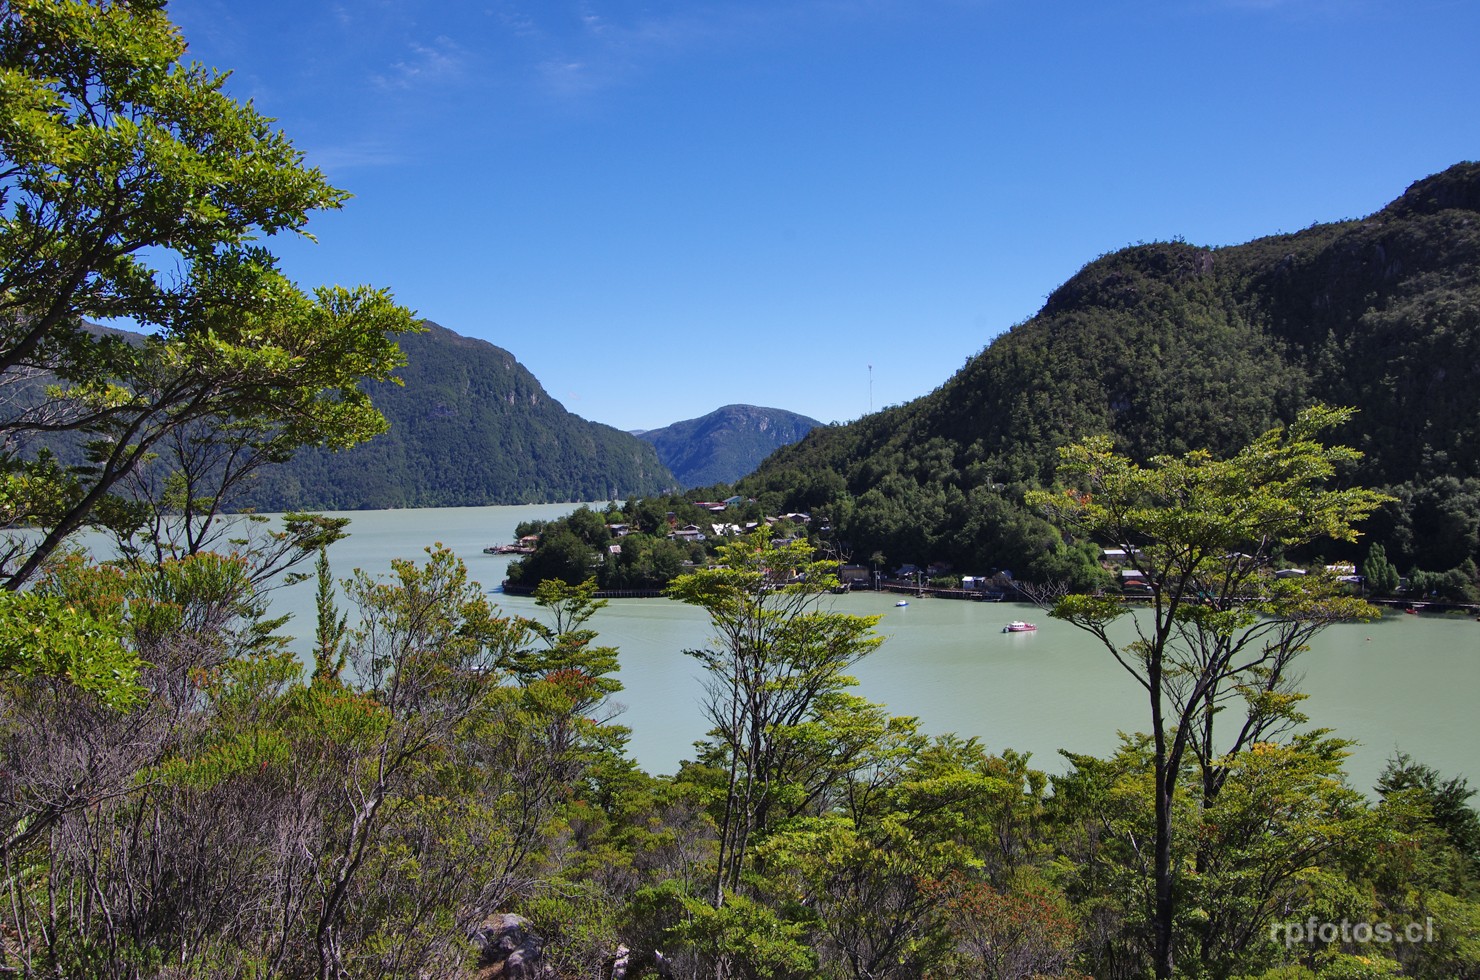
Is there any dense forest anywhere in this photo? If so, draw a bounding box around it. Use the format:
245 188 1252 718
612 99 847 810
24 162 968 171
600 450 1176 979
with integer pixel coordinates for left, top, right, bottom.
742 164 1480 596
237 322 675 509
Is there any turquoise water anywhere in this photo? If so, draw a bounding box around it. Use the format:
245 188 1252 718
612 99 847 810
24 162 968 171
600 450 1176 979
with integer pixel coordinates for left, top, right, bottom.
235 505 1480 791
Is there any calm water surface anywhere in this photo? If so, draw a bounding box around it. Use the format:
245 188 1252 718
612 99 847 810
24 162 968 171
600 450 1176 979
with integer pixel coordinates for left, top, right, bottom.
252 504 1478 791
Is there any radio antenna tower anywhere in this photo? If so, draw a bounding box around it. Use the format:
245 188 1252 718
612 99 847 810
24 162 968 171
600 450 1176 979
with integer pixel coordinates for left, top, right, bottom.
868 364 873 414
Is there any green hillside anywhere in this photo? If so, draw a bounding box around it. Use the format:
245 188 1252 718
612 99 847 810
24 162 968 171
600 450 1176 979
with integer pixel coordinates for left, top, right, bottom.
635 404 821 488
742 162 1480 589
239 322 674 509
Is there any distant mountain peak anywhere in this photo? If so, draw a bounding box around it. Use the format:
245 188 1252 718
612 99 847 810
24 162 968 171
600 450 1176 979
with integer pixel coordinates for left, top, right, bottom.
637 404 821 488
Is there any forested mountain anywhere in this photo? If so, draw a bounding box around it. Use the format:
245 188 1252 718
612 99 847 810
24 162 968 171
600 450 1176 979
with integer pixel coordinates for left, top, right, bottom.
239 322 674 509
742 162 1480 588
634 404 821 487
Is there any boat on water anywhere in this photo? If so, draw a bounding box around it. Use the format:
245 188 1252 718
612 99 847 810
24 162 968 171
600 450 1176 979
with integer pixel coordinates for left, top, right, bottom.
1002 621 1037 633
895 600 910 607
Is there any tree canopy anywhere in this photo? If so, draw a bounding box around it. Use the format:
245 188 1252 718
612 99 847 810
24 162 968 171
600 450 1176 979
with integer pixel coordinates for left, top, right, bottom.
1029 405 1390 979
0 0 415 587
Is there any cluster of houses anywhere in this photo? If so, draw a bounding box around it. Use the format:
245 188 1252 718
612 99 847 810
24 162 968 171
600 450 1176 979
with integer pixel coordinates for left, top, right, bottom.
494 502 823 561
1101 547 1362 592
526 515 1369 594
823 561 1019 594
501 502 1378 600
606 508 816 547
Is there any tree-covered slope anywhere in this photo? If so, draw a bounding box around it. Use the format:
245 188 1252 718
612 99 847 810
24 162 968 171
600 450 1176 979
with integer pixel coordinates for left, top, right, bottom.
635 404 821 488
743 162 1480 587
240 322 674 509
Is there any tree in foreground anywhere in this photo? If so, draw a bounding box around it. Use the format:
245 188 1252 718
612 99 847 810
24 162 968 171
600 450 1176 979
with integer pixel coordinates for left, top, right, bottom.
662 532 889 976
1028 405 1389 979
0 0 415 589
667 533 883 907
0 542 642 979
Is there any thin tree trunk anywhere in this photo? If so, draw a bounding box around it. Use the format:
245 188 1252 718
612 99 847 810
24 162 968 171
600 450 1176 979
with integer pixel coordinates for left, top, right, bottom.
1153 765 1175 980
1150 661 1175 980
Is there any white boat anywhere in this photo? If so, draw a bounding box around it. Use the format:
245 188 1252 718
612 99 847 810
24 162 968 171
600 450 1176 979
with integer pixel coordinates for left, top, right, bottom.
1002 621 1037 633
895 600 909 607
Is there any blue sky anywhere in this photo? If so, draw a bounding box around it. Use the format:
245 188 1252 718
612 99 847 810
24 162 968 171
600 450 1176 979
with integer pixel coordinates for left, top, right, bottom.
168 0 1478 432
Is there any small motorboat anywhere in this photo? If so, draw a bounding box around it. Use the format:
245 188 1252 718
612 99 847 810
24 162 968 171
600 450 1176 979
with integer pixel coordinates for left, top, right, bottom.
895 600 909 607
1002 621 1037 633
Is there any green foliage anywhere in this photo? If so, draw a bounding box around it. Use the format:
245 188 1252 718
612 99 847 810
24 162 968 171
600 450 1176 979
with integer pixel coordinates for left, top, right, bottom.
310 545 347 684
0 540 650 978
664 890 819 979
0 0 416 587
6 536 1478 979
0 588 135 707
669 532 885 910
508 523 598 587
1030 407 1389 979
1376 752 1480 882
1036 405 1389 553
743 165 1480 585
1407 560 1480 602
1363 543 1400 595
1188 733 1373 975
236 321 675 510
510 493 758 590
